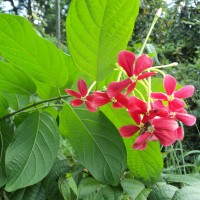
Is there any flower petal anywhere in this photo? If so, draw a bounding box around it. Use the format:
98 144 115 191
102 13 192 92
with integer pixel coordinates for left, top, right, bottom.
118 50 135 77
138 72 157 80
107 78 131 98
169 98 185 111
71 99 83 106
115 93 130 107
174 127 184 140
92 97 110 107
175 113 196 126
151 92 168 100
164 74 176 95
119 125 139 137
134 54 153 75
174 85 195 98
128 96 147 113
126 82 137 95
152 118 179 131
85 101 97 112
78 79 88 97
154 129 176 146
133 132 152 150
65 89 81 98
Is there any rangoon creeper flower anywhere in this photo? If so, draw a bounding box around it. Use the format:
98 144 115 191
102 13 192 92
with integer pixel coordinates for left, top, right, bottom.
108 50 156 97
65 79 97 112
151 74 195 110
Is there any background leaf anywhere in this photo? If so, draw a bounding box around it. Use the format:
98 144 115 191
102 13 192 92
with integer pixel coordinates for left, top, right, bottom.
0 13 68 87
148 183 178 200
66 0 139 82
5 111 59 192
59 104 126 186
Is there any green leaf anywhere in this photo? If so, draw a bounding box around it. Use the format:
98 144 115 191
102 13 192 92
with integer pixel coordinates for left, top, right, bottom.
5 111 59 192
163 174 200 187
95 185 122 200
101 105 163 185
121 178 145 200
0 120 13 187
78 177 102 199
43 159 71 200
148 183 178 200
0 60 36 95
66 0 139 82
135 188 152 200
0 95 9 117
11 182 46 200
59 104 126 186
172 186 200 200
0 14 68 87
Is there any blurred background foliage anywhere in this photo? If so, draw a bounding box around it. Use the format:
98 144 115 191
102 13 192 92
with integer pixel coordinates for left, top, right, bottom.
0 0 199 170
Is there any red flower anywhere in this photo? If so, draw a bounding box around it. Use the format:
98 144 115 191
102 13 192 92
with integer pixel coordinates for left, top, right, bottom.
151 74 195 110
92 91 129 109
108 51 155 97
65 79 97 112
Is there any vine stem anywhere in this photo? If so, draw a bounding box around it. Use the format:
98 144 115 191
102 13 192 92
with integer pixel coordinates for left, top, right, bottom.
0 94 70 121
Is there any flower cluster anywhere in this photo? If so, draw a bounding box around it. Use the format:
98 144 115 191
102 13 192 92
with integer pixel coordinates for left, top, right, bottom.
65 50 196 150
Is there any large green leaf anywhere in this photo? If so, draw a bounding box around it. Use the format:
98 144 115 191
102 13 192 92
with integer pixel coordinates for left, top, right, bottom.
0 60 36 95
0 95 9 117
0 120 13 187
59 104 126 186
66 0 139 82
0 13 68 87
5 111 59 192
101 105 163 185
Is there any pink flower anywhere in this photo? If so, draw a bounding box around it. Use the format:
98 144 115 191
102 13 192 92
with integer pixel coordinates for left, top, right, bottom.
151 74 195 110
108 51 155 97
65 79 97 112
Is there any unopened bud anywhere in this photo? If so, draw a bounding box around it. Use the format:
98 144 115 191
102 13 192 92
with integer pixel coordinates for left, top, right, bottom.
156 8 162 17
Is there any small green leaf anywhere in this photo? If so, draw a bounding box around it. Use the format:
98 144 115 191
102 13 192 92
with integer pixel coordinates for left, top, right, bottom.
0 95 9 117
172 186 200 200
148 183 178 200
78 177 102 199
121 178 145 200
59 104 126 186
0 14 68 87
67 0 139 82
5 111 59 192
95 185 122 200
0 60 36 95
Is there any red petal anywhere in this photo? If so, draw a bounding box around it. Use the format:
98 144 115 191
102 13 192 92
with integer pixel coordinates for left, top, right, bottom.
119 125 140 137
107 78 131 98
115 93 129 107
128 96 147 113
174 127 184 140
85 101 97 112
151 92 168 100
112 102 123 108
169 98 185 111
164 74 176 95
152 118 179 131
133 132 152 150
154 129 176 146
118 50 135 77
92 97 110 107
134 54 153 75
175 113 196 126
138 72 156 80
129 111 141 125
65 89 81 98
78 79 88 97
71 99 83 106
126 82 137 95
174 85 195 98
